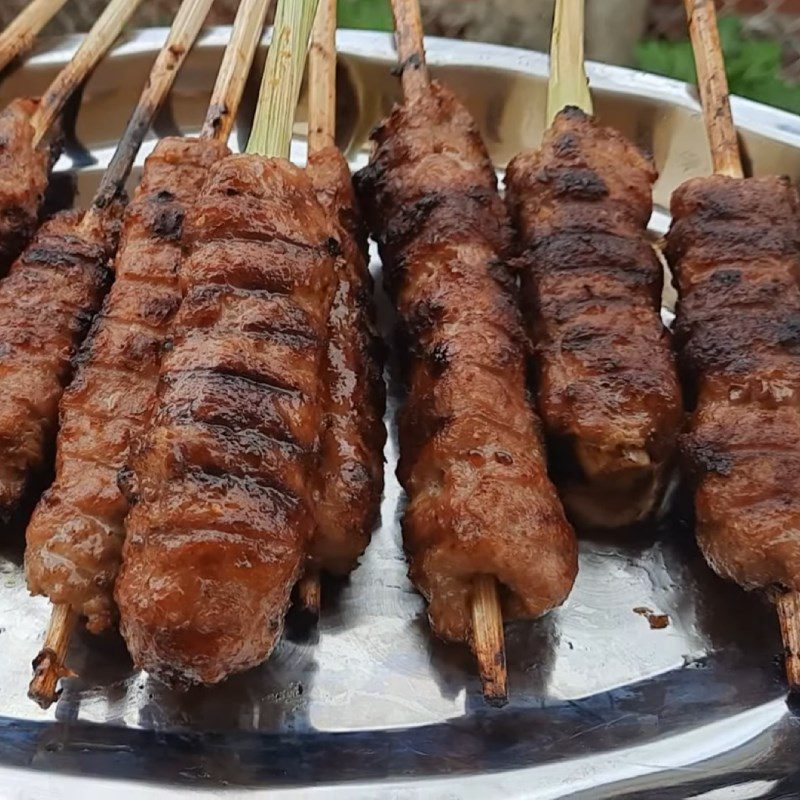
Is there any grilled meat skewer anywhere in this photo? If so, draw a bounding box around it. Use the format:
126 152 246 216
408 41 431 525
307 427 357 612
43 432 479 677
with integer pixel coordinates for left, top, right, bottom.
669 0 800 692
114 0 327 687
667 174 800 591
26 138 227 631
355 5 577 695
296 0 386 612
115 155 338 686
0 0 145 276
25 0 271 707
505 0 682 530
306 147 385 579
0 0 214 526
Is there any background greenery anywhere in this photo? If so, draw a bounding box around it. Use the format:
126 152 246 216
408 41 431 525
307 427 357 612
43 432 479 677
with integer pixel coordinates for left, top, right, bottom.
636 15 800 114
337 3 800 115
338 0 393 31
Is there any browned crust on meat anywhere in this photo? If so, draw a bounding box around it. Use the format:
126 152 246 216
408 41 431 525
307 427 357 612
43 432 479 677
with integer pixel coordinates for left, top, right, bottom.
667 174 800 591
24 138 226 632
0 98 56 275
505 107 683 529
0 205 121 520
115 155 341 686
306 146 386 575
356 81 577 643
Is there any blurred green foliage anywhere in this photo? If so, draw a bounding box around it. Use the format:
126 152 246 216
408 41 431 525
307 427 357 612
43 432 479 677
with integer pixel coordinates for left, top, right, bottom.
337 0 393 31
636 15 800 115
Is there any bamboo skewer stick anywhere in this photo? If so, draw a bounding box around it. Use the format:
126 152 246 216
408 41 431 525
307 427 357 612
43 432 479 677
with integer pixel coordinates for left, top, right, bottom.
775 590 800 695
546 0 592 125
29 604 76 709
29 0 145 146
28 0 216 710
85 0 216 226
246 0 319 159
307 0 336 153
293 0 338 622
390 0 508 706
682 0 800 695
0 0 71 74
200 0 273 142
683 0 743 180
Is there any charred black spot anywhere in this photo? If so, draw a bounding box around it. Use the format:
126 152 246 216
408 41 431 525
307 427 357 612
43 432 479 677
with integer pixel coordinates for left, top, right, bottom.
405 298 444 339
326 237 342 257
203 102 228 134
428 341 451 375
552 131 580 158
117 466 139 505
560 105 591 122
155 189 175 203
710 269 742 286
392 52 422 78
777 313 800 350
551 167 608 200
152 205 184 241
682 435 734 477
560 324 600 352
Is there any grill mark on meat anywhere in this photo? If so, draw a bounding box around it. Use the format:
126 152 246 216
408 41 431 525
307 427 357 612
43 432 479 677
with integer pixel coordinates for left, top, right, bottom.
505 106 682 528
24 138 225 632
356 80 577 643
0 208 121 521
115 155 340 686
0 99 55 275
535 166 609 199
667 173 800 592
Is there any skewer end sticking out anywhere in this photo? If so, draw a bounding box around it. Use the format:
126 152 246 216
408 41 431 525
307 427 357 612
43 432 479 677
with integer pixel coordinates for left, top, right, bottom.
28 604 77 709
775 591 800 697
298 571 321 621
390 0 430 101
471 574 508 707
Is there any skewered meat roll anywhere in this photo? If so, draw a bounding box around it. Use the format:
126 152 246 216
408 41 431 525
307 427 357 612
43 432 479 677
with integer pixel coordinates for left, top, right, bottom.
25 138 226 632
115 155 342 686
666 174 800 591
355 81 578 644
505 107 683 529
307 146 385 575
0 205 121 519
0 99 54 275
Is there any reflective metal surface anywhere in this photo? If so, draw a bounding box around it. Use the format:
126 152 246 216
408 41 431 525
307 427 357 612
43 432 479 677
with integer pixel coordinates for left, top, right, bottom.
1 28 800 799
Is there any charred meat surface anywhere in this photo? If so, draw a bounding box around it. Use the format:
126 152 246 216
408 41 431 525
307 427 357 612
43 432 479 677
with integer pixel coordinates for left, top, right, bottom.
666 174 800 591
355 81 577 644
505 107 683 529
307 146 386 575
0 99 53 276
25 138 226 633
115 155 340 686
0 207 120 520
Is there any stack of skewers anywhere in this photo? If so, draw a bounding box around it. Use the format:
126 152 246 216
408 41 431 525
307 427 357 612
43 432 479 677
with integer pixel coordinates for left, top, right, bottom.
0 0 796 713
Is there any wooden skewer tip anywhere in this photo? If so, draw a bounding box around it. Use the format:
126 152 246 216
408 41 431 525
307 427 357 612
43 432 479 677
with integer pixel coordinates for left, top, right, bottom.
471 574 508 707
298 572 321 620
390 0 430 100
28 604 77 709
775 591 800 697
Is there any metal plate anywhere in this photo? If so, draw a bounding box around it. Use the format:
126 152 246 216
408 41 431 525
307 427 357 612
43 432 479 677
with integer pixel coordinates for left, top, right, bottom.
1 27 800 799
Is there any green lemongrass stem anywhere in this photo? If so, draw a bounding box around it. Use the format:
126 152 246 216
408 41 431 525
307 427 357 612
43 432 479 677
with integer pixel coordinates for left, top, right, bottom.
546 0 592 125
246 0 320 158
